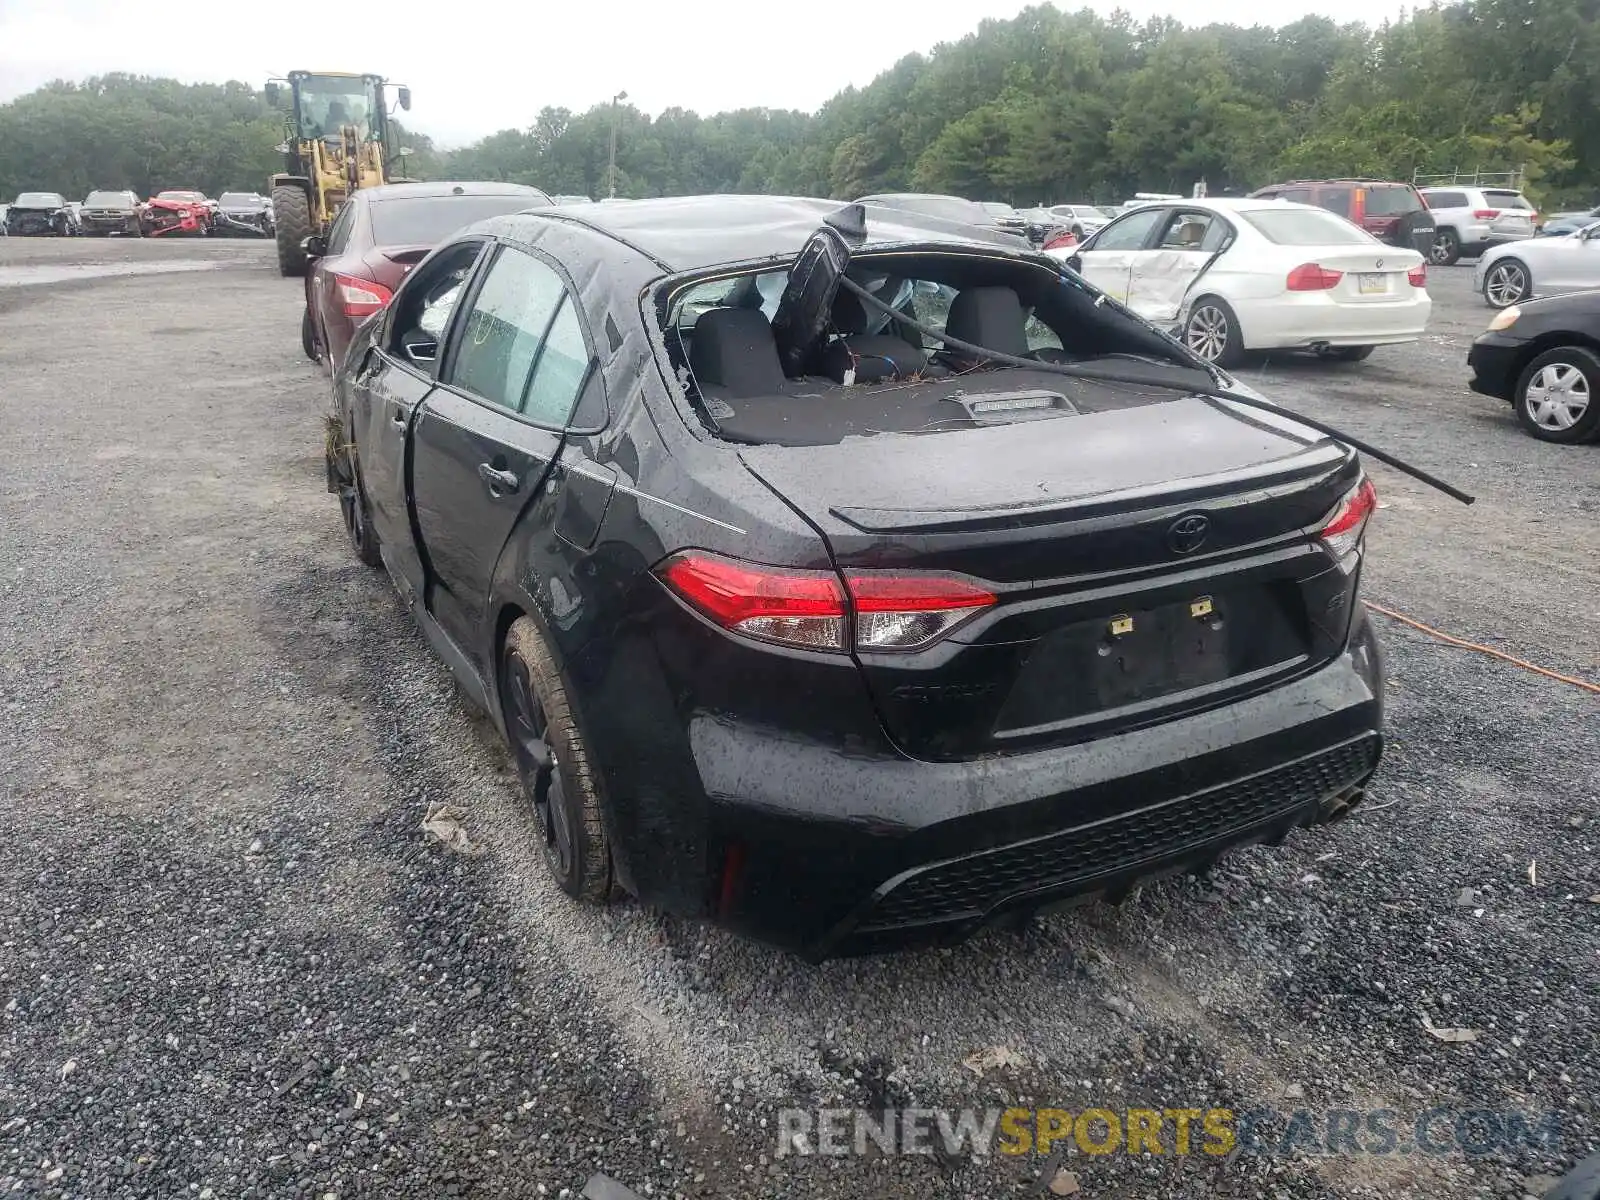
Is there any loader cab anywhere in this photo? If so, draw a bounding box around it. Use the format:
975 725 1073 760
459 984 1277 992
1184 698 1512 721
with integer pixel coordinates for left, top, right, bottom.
287 72 388 144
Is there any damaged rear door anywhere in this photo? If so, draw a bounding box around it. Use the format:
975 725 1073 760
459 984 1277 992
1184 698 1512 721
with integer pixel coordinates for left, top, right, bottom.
409 242 595 671
1074 207 1234 325
1125 209 1235 323
346 238 491 605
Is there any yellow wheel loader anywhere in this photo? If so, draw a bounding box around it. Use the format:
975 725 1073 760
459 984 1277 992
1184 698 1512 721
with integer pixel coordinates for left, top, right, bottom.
263 71 412 277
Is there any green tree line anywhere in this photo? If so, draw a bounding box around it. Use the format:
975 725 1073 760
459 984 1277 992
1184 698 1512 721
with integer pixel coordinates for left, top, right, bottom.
1 2 1591 208
0 74 441 200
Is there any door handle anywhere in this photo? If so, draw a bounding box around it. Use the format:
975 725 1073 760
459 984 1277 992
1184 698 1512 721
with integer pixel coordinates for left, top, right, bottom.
477 463 521 496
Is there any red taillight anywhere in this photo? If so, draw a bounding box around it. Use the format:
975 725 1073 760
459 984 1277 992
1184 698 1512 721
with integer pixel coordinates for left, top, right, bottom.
1472 209 1501 219
334 272 393 317
658 553 847 650
1320 477 1377 565
846 571 996 650
1407 263 1427 287
1043 230 1078 251
1287 263 1344 291
656 551 996 652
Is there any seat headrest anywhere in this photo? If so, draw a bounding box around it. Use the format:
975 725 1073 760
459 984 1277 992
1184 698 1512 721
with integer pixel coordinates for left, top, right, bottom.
689 307 786 395
830 288 870 335
945 286 1029 360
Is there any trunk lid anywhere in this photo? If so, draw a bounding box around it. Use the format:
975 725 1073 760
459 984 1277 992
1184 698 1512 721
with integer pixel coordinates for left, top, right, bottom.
363 244 433 292
1304 248 1422 304
739 398 1365 760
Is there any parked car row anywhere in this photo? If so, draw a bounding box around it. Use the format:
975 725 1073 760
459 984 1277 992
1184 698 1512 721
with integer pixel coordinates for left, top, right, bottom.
3 188 275 237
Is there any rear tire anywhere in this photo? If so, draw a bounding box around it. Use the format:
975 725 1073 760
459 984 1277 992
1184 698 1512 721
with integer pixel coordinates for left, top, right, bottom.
1430 228 1461 266
272 185 311 278
1483 258 1531 308
1183 296 1245 367
500 617 614 903
1513 346 1600 444
336 454 383 568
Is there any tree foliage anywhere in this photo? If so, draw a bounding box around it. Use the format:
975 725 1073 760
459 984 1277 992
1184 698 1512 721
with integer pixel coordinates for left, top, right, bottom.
0 2 1590 207
0 74 441 199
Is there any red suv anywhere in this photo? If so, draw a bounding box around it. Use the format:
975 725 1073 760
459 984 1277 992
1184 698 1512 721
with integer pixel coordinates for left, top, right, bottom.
1249 180 1436 257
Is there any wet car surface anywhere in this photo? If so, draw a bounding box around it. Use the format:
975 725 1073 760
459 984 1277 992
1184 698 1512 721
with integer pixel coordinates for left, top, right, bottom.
327 196 1390 958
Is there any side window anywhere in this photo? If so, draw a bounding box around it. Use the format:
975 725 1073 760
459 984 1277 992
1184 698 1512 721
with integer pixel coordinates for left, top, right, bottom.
523 298 591 426
387 241 484 371
1024 311 1062 353
448 247 564 413
1157 212 1217 250
327 203 357 254
1278 187 1312 204
909 281 956 340
1091 207 1165 251
1199 218 1231 252
447 246 592 426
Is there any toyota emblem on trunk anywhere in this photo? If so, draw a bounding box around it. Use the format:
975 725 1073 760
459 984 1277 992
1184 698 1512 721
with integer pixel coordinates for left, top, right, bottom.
1167 513 1211 554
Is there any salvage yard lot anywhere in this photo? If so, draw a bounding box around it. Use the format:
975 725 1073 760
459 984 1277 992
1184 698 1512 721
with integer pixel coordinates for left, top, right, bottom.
0 236 1594 1200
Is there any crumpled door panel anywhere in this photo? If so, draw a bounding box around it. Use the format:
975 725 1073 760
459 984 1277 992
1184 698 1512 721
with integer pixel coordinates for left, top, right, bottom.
1125 250 1212 322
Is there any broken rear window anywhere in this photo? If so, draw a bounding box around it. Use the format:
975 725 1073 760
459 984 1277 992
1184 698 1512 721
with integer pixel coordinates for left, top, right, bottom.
658 250 1203 448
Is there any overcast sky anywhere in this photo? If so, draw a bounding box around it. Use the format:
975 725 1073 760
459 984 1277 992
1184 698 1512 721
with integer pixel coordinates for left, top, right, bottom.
1 0 1413 148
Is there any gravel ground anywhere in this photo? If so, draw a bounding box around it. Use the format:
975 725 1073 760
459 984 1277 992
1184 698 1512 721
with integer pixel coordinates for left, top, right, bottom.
0 237 1595 1200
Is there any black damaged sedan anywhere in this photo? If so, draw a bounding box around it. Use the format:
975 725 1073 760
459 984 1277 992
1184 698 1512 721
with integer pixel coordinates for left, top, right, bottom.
326 195 1387 959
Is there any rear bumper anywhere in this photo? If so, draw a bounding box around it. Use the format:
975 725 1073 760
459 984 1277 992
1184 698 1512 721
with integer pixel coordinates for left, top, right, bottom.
1450 221 1534 251
575 591 1386 959
1242 292 1431 350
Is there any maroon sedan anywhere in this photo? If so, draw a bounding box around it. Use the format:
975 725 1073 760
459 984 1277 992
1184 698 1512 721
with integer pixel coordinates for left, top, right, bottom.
301 181 552 370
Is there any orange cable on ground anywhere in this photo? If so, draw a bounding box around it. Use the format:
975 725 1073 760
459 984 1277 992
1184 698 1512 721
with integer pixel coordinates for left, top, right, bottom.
1363 600 1600 696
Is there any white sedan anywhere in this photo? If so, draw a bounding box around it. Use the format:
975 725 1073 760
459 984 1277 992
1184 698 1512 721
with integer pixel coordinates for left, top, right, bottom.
1475 222 1600 308
1052 197 1431 364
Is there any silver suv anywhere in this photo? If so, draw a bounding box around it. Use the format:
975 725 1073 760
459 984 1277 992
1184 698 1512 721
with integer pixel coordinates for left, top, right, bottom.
1419 186 1536 265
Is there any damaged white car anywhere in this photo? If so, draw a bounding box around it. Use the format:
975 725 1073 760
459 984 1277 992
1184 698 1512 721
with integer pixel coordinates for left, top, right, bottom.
1052 197 1431 365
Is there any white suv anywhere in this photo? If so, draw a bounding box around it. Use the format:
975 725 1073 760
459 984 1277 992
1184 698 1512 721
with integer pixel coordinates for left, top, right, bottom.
1419 186 1537 265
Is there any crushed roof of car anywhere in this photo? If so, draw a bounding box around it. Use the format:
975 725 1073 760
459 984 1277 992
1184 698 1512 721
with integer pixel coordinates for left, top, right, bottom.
511 194 1027 272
